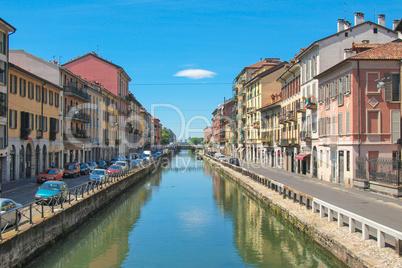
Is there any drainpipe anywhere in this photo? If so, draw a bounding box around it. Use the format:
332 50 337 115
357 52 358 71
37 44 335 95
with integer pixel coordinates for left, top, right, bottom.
357 60 361 159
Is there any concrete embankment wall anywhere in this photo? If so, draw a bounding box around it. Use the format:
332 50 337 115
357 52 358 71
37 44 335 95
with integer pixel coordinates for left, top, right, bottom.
0 163 157 268
205 156 371 268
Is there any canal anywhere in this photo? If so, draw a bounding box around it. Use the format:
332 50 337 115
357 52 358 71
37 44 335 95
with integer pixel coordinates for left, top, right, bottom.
27 150 346 267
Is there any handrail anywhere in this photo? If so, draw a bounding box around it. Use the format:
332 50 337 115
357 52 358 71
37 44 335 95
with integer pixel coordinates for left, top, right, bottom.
0 154 167 241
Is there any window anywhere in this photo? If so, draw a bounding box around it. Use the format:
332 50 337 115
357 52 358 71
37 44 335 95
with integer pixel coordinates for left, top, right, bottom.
345 32 348 37
338 113 343 135
337 78 344 106
0 62 4 85
345 74 351 95
28 82 34 99
0 32 6 55
49 90 53 106
367 111 379 133
43 117 48 132
9 74 17 94
366 72 380 93
9 110 17 129
19 78 26 97
347 151 350 171
391 110 401 143
373 27 378 34
318 86 323 104
312 111 317 132
384 73 400 102
36 85 41 102
346 111 350 134
331 81 337 99
332 115 336 135
324 84 330 110
55 93 59 107
325 116 330 136
43 88 47 103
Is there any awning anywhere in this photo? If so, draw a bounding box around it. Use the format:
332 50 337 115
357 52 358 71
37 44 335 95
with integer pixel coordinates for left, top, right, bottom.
295 153 310 160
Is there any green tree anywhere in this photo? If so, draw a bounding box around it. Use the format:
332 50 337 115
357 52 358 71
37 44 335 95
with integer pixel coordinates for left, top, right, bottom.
188 137 203 145
161 129 172 145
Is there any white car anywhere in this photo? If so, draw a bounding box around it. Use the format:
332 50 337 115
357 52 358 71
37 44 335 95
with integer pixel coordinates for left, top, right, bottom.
89 169 108 184
218 155 227 162
115 161 128 170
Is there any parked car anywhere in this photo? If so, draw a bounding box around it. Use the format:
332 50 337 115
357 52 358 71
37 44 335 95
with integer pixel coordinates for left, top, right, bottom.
217 155 227 162
97 161 107 169
0 198 22 230
89 162 98 172
35 181 69 204
107 164 122 177
229 158 240 166
115 161 128 170
129 160 139 168
89 169 108 184
80 163 91 175
37 168 63 184
141 150 152 160
63 163 81 178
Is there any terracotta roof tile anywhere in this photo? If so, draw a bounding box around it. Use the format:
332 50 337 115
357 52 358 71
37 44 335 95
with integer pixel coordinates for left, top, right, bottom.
350 40 402 60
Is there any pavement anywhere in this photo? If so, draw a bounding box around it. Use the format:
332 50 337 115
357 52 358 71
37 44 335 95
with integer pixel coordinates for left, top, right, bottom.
239 160 402 232
1 177 37 195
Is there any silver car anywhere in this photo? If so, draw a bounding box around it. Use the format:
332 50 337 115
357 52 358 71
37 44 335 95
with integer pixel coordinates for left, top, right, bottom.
89 169 108 184
0 198 22 230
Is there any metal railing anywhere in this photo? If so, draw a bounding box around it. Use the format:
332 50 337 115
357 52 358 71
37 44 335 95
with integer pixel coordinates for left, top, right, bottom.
0 155 167 241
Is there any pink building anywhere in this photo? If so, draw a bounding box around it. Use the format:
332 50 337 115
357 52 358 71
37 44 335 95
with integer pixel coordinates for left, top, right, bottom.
315 40 401 193
203 126 213 143
63 52 132 156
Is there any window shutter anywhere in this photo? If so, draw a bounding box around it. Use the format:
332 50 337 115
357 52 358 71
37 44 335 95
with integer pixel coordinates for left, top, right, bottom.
384 73 392 102
338 113 343 135
392 110 401 143
346 111 350 134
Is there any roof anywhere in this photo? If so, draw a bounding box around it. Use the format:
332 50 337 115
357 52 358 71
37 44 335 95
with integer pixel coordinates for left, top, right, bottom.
63 52 132 81
257 99 282 112
315 40 402 79
351 42 383 50
0 18 16 32
349 40 402 60
297 21 397 60
244 61 288 87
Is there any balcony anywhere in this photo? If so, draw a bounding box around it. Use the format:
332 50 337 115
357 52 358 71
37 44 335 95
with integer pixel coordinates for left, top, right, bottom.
105 138 109 146
279 139 289 147
278 115 286 124
49 129 58 141
64 129 89 140
247 107 256 114
290 137 298 146
238 74 246 84
0 94 7 117
296 102 305 113
300 130 312 141
115 139 120 145
64 106 90 122
305 96 317 109
239 89 246 96
286 111 297 122
63 83 90 102
20 128 31 140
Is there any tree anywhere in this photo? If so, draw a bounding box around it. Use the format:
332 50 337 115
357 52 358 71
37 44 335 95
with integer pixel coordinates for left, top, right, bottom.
188 137 203 145
161 129 171 145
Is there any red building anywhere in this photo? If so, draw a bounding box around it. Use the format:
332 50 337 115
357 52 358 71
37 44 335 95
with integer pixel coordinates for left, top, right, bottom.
63 52 132 156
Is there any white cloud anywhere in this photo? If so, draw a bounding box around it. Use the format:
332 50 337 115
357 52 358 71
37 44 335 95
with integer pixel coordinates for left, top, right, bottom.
173 69 217 79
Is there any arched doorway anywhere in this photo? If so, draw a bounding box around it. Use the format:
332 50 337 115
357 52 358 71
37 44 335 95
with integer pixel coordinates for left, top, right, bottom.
26 144 32 178
313 146 318 178
10 145 16 181
42 145 47 172
19 145 24 180
35 145 40 175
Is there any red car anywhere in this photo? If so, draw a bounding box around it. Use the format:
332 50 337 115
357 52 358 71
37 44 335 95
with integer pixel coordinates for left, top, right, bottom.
37 168 63 184
107 164 122 177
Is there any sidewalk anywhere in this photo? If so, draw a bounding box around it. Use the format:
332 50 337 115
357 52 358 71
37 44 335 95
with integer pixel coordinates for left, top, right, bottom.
240 160 402 232
1 177 37 195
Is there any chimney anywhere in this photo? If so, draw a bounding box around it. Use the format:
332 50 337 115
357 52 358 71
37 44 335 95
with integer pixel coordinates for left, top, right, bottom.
344 21 351 30
393 19 400 31
354 12 364 26
337 19 345 32
378 14 385 27
344 49 355 59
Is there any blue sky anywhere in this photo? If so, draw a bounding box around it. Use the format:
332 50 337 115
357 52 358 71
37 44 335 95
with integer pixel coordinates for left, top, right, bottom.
3 0 402 139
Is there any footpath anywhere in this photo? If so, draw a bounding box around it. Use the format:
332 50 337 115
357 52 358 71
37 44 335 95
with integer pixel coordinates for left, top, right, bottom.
241 160 402 232
207 156 402 267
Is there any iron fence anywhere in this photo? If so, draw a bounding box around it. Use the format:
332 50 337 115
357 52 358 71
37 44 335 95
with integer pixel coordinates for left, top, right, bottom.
0 156 165 240
355 156 401 186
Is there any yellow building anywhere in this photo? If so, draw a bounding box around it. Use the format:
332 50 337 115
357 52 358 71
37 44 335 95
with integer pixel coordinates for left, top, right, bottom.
8 63 63 180
101 88 119 160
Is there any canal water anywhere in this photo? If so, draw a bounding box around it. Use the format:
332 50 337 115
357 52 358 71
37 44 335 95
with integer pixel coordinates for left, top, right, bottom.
27 150 346 268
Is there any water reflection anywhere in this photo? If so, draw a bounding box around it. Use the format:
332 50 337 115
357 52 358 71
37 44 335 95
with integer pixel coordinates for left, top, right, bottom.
27 171 163 268
27 151 345 268
208 160 345 268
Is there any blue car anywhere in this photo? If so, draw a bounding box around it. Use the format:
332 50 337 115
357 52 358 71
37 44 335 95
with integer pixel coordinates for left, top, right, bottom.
35 181 68 204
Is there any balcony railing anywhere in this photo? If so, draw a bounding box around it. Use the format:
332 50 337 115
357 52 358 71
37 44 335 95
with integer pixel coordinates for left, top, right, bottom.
279 139 289 146
296 102 305 113
64 129 89 140
0 137 5 149
300 130 312 141
278 115 286 124
286 111 297 122
306 96 317 109
64 83 90 102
